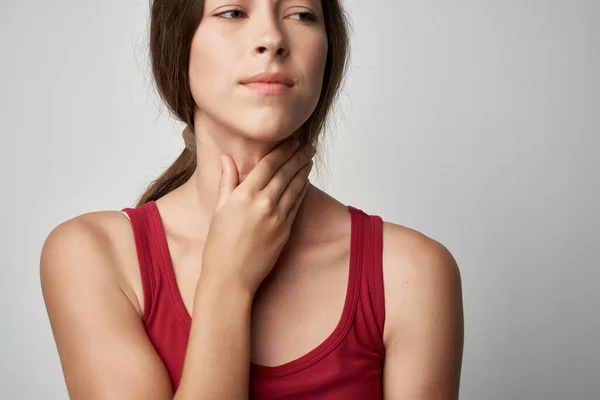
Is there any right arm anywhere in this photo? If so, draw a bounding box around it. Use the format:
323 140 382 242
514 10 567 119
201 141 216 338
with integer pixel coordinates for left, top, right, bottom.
176 139 315 399
41 216 256 400
176 277 253 399
41 139 315 399
40 216 256 400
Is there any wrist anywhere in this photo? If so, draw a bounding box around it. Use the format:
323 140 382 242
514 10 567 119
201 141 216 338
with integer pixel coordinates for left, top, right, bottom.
194 274 254 308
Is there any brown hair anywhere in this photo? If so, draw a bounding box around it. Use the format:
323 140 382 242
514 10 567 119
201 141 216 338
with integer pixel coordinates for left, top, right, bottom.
136 0 351 207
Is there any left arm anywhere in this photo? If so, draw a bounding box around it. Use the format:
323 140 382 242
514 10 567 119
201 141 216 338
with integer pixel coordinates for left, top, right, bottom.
381 223 464 399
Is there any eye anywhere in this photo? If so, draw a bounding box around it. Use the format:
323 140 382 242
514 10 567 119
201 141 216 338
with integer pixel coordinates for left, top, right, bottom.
289 12 318 23
216 9 245 19
216 9 318 23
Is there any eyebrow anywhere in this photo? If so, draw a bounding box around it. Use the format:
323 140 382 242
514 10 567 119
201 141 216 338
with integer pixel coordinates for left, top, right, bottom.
208 0 321 5
281 0 323 10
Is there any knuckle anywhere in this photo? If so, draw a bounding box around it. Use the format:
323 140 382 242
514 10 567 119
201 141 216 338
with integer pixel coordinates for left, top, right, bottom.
278 168 290 183
305 162 313 175
271 212 285 228
303 154 313 166
237 188 254 203
264 157 278 173
298 148 311 161
256 195 276 215
299 166 311 180
276 231 290 247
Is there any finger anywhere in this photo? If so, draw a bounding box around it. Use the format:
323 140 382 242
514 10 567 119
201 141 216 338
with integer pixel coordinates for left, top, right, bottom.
286 178 310 225
240 138 300 193
262 143 315 203
214 154 239 213
278 159 313 216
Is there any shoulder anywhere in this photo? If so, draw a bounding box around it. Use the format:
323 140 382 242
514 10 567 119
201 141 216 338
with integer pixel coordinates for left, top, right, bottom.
41 210 132 267
380 221 463 346
39 211 174 398
41 211 121 267
379 221 464 397
40 210 142 315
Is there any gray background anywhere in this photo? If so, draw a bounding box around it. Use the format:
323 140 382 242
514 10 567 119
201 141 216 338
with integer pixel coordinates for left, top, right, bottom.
1 0 599 398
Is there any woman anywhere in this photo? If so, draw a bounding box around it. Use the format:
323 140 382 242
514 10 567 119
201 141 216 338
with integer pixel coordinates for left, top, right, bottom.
40 0 464 398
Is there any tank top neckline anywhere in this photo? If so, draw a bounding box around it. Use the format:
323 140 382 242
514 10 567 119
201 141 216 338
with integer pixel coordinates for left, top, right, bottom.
144 199 365 378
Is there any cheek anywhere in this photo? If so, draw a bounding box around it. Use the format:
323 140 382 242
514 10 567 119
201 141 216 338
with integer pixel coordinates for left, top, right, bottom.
303 34 329 107
188 34 237 109
316 35 329 72
304 34 328 87
186 27 328 137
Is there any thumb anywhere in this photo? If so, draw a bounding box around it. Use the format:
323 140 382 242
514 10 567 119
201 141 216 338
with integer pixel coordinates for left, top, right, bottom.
215 154 238 212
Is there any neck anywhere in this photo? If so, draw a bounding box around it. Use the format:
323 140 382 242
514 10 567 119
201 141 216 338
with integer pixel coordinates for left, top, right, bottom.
162 117 317 243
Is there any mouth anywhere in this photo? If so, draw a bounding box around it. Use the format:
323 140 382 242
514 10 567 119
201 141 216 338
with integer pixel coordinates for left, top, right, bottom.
240 71 295 86
240 81 294 96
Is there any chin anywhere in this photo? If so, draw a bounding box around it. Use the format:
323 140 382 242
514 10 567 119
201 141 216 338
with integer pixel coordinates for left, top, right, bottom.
238 124 296 143
235 113 306 142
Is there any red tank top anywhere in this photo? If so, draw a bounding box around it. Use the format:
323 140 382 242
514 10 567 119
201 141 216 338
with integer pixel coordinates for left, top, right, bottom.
121 200 385 399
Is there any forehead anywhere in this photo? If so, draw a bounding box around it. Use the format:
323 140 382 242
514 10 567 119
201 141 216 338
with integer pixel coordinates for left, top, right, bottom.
204 0 321 6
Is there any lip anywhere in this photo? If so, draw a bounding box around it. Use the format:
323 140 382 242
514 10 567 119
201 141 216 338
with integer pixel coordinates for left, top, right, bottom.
241 82 293 95
240 72 295 86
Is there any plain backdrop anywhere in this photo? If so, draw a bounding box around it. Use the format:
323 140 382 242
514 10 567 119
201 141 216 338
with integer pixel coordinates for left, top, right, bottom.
1 0 599 398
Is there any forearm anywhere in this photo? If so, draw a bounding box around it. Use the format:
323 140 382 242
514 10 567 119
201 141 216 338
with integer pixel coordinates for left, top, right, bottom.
175 278 253 400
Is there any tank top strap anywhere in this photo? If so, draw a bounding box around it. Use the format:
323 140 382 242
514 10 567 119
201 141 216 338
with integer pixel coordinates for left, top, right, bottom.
348 206 386 359
120 201 165 324
365 212 385 338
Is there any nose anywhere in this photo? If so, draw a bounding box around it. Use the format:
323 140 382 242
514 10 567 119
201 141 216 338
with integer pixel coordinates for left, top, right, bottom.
252 16 289 59
255 44 287 58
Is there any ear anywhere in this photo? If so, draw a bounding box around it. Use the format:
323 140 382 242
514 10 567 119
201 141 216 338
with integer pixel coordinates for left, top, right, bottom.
182 125 196 152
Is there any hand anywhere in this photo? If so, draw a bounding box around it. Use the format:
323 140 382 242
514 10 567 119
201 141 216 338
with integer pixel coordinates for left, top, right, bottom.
199 138 316 297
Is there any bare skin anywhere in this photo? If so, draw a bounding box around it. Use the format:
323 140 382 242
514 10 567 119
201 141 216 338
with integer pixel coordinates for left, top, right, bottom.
40 0 463 397
41 170 463 399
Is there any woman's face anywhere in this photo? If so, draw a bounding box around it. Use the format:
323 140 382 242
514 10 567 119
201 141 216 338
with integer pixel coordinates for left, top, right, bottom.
189 0 328 142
